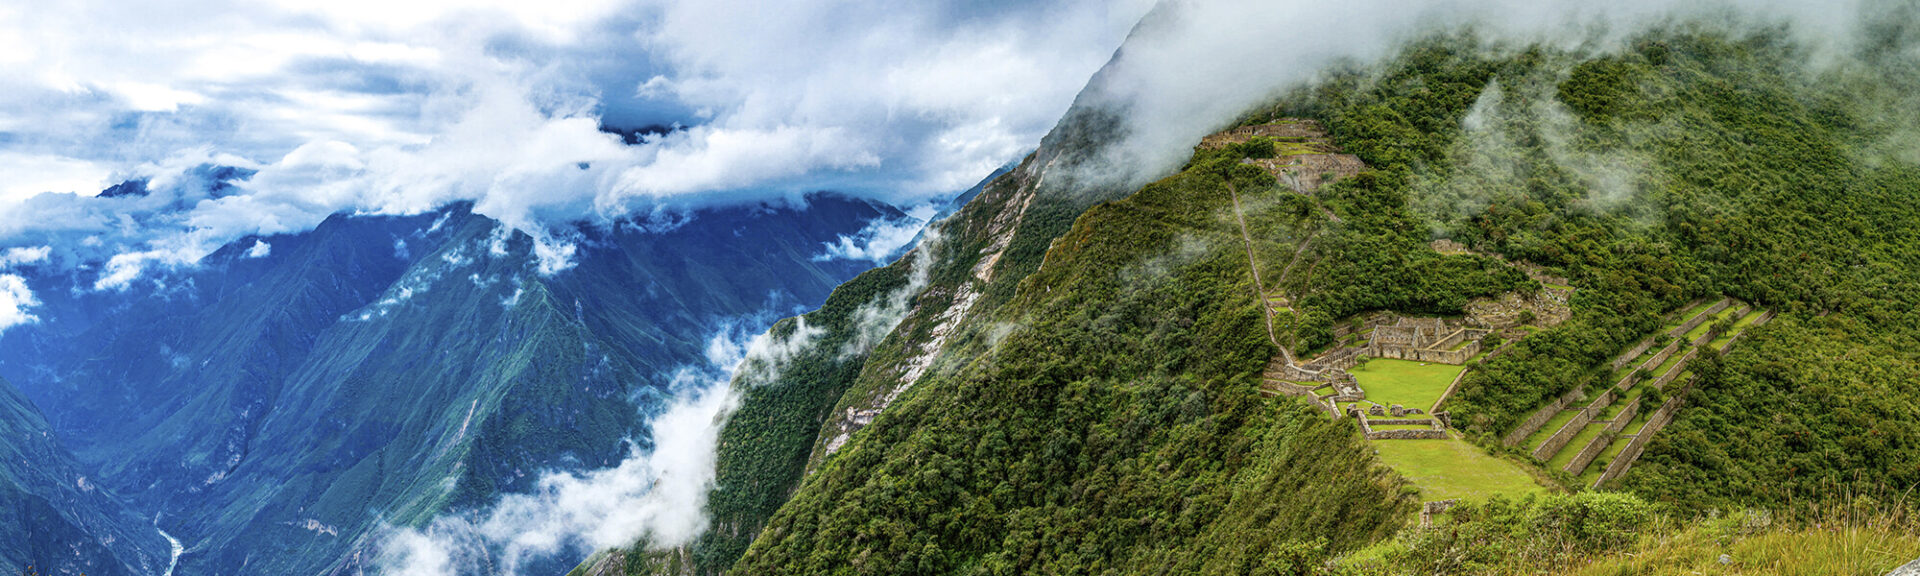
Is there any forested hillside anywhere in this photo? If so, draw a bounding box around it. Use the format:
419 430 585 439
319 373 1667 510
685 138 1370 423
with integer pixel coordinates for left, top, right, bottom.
586 13 1920 576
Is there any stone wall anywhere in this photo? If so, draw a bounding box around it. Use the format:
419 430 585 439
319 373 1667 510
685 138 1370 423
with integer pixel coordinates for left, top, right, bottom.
1419 499 1459 528
1367 418 1433 426
1593 378 1691 489
1610 337 1660 370
1647 349 1698 390
1367 429 1450 440
1564 398 1641 475
1504 387 1588 447
1257 154 1368 194
1532 389 1616 461
1370 340 1480 364
1464 288 1572 330
1668 298 1731 339
1615 341 1680 390
1198 120 1331 149
1431 366 1474 414
1262 380 1320 397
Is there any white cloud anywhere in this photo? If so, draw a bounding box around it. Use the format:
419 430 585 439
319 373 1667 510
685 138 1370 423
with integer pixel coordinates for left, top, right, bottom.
0 152 111 206
0 0 1151 290
0 274 39 335
1068 0 1869 192
377 318 821 575
0 246 51 268
245 240 272 258
813 204 937 264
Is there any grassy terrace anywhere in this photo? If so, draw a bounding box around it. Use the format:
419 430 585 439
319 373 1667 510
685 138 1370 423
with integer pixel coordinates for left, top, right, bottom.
1524 409 1581 450
1348 359 1464 412
1372 438 1547 503
1547 422 1608 469
1578 406 1657 486
1709 309 1766 350
1677 299 1719 322
1685 305 1744 342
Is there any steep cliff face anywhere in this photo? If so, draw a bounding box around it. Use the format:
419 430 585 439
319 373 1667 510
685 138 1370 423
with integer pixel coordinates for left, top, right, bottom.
0 376 171 576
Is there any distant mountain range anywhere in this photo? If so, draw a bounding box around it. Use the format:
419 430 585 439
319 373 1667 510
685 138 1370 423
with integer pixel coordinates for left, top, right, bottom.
0 190 916 574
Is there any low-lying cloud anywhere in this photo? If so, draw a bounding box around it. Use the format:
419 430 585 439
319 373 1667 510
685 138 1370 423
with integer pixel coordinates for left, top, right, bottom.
814 204 939 264
0 246 48 335
377 317 822 575
1065 0 1871 193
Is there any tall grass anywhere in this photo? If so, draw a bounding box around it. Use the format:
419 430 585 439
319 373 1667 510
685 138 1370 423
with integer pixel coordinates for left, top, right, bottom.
1336 487 1919 576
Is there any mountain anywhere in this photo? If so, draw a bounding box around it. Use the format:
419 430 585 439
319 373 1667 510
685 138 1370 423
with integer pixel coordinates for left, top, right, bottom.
583 12 1920 576
0 375 172 576
0 194 911 574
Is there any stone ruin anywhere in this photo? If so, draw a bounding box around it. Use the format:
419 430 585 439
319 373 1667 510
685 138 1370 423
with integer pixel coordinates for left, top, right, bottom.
1464 289 1571 330
1197 119 1368 194
1253 154 1369 194
1366 317 1488 365
1198 119 1334 149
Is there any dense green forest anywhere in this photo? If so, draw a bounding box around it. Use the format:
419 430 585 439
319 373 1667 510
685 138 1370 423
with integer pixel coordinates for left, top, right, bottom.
590 14 1920 576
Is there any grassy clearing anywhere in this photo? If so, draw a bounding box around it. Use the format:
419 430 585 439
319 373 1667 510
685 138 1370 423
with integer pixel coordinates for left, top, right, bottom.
1339 494 1919 576
1370 437 1548 503
1350 359 1465 412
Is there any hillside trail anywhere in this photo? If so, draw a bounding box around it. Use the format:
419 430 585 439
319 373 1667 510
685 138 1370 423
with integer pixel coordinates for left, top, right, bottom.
1225 181 1295 365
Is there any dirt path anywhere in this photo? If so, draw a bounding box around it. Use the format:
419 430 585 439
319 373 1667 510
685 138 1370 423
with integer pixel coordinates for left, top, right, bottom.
1225 181 1287 360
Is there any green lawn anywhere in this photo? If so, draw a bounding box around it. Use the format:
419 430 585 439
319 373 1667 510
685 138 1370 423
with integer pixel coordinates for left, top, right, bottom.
1372 437 1549 503
1349 359 1464 413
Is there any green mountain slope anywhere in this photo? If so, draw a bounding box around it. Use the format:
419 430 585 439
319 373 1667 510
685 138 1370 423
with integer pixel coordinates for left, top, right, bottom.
594 11 1920 576
0 376 171 576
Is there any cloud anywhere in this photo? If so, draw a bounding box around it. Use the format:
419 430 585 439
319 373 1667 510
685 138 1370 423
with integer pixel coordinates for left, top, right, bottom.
0 227 44 338
1062 0 1870 193
245 239 272 258
0 274 38 335
377 317 822 575
1 246 50 268
0 0 1152 290
838 227 938 359
814 204 938 263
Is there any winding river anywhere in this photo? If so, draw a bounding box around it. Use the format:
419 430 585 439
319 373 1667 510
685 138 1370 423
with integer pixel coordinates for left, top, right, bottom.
157 527 182 576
